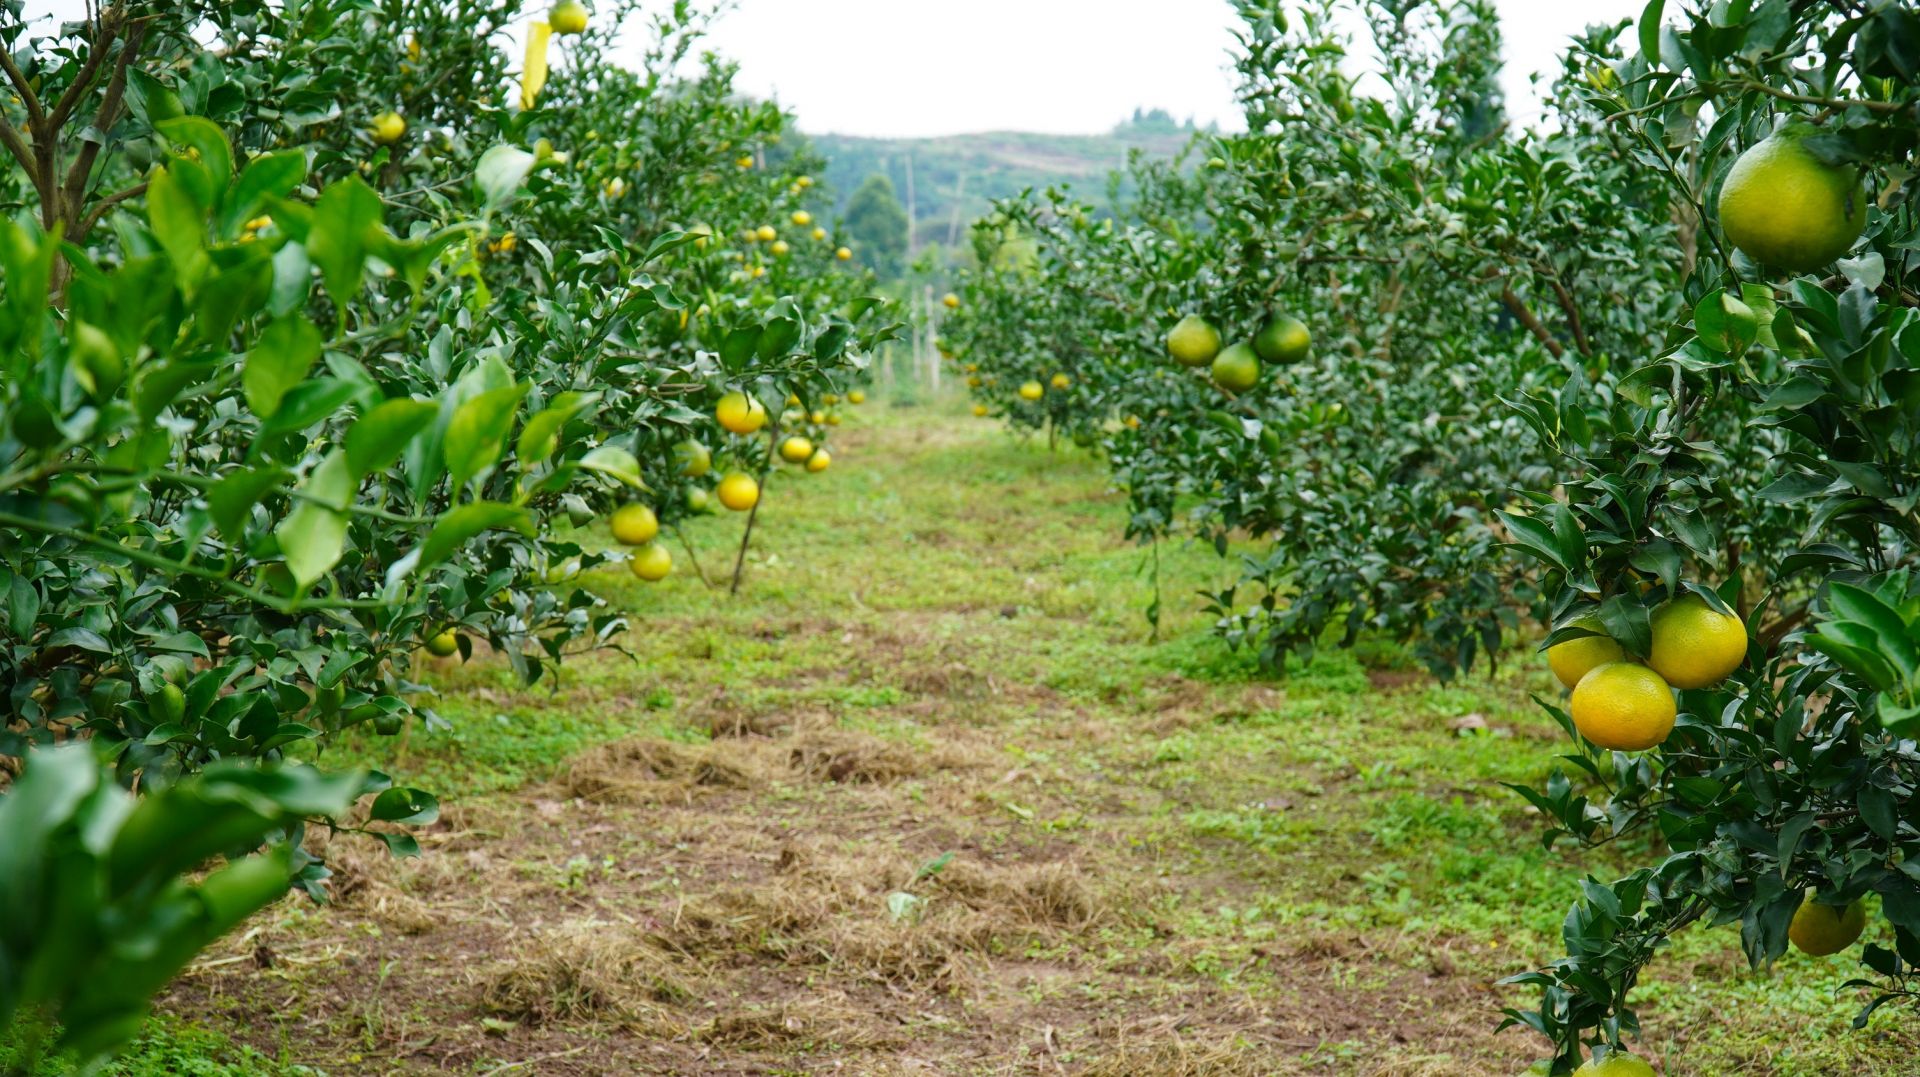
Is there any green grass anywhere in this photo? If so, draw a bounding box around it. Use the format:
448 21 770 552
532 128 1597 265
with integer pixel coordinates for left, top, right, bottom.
87 393 1919 1075
2 1018 317 1076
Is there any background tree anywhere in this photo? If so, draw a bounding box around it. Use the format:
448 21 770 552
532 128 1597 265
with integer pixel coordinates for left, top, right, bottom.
844 172 910 277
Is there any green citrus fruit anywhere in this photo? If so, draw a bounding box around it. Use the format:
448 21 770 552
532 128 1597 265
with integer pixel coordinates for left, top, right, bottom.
1574 1052 1656 1077
629 543 671 582
153 683 187 724
609 503 660 545
550 1 590 35
424 629 459 657
1210 342 1261 392
673 440 712 478
1167 314 1222 367
1718 124 1867 273
1789 894 1866 956
1253 313 1312 364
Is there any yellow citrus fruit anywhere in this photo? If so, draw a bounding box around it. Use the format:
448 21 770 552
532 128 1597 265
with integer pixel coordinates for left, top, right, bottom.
825 413 840 426
756 225 777 242
1789 894 1866 956
796 175 813 188
809 410 826 424
371 111 406 144
966 375 982 389
942 292 960 309
972 404 989 417
736 154 754 169
1548 617 1626 690
1167 314 1222 367
609 503 659 545
822 393 839 405
628 542 671 582
1718 124 1867 273
1050 373 1071 389
673 440 711 478
1018 380 1044 401
836 246 853 261
1648 596 1747 690
1253 313 1312 364
1210 342 1261 392
1570 663 1676 751
424 629 459 657
771 240 790 257
847 390 865 404
806 449 831 473
791 210 812 227
715 391 767 434
779 435 815 464
811 226 827 241
603 177 626 198
1574 1053 1656 1077
550 0 590 34
716 472 759 511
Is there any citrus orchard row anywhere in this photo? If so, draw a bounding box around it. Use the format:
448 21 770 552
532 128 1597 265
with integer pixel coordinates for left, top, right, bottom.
939 0 1920 1071
0 0 896 1067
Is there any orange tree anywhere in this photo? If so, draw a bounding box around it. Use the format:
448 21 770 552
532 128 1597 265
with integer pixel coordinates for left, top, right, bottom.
944 0 1683 668
1497 1 1920 1069
941 0 1920 1065
0 0 892 1065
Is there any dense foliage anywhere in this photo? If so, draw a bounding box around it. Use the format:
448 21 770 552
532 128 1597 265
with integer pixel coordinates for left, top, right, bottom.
943 0 1920 1069
0 0 893 1065
947 0 1682 674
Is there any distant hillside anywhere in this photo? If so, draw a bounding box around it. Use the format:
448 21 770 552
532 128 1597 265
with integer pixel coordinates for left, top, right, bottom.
809 112 1209 253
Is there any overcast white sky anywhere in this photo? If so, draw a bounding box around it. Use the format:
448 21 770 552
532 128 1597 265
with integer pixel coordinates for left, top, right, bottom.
699 0 1649 137
22 0 1647 136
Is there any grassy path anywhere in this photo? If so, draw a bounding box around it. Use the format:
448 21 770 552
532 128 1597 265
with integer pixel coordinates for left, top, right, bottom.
130 399 1912 1075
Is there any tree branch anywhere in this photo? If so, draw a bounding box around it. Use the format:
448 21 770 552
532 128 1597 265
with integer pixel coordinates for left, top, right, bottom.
73 179 145 236
1501 282 1564 359
46 8 121 131
1545 274 1593 358
0 43 46 129
1740 79 1905 115
0 110 34 174
61 21 147 240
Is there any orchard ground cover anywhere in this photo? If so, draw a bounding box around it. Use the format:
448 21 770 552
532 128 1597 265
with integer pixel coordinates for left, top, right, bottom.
68 397 1918 1076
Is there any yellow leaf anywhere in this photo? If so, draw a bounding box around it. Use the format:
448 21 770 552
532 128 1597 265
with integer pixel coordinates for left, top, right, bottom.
520 21 551 110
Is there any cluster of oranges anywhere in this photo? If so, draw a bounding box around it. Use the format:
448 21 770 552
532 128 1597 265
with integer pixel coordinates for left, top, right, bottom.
603 388 860 584
1547 596 1869 959
1546 596 1747 751
1165 309 1311 390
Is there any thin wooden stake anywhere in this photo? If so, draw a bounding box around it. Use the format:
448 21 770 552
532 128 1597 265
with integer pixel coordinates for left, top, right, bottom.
729 426 780 596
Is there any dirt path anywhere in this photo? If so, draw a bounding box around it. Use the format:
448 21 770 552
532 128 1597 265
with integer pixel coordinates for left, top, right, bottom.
157 403 1915 1076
